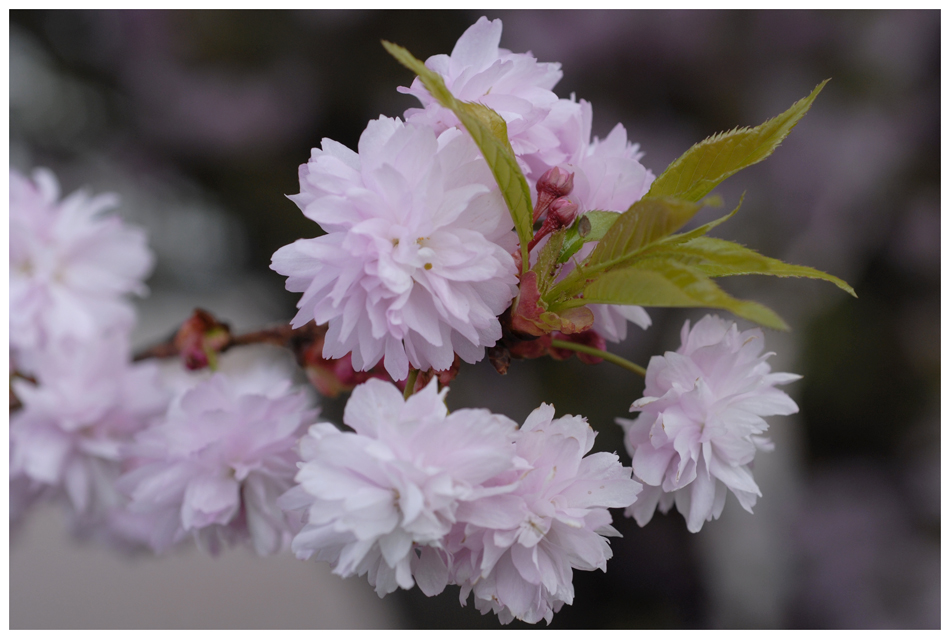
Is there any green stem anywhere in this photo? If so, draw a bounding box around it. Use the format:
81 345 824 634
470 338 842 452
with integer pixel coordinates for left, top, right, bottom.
550 339 646 377
404 368 419 400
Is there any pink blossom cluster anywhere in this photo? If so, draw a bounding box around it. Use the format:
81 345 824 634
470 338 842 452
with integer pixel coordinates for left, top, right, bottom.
272 118 519 382
9 168 321 558
9 167 161 532
8 14 808 629
271 16 658 381
280 378 641 625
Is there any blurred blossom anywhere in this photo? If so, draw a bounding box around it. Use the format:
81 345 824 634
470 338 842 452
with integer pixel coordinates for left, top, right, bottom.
10 333 168 520
10 167 153 361
855 11 939 87
128 61 321 158
118 357 317 557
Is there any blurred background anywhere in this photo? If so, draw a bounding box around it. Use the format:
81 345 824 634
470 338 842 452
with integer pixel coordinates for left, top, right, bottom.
9 9 940 629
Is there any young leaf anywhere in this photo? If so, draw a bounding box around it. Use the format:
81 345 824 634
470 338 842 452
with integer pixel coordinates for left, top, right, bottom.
646 79 829 202
558 210 620 264
382 40 534 271
650 194 744 249
545 195 721 307
533 229 566 293
650 236 857 296
579 258 789 330
585 197 706 271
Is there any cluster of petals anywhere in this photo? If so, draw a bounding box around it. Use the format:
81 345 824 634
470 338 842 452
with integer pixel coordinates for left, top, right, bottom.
424 17 658 346
10 333 169 518
10 168 153 362
618 315 801 532
443 404 642 624
281 379 640 624
398 16 567 182
560 100 655 215
117 360 317 556
271 117 518 381
279 378 519 597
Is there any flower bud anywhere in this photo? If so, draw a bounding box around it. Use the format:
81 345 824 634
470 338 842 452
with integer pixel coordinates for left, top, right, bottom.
527 196 579 252
548 197 578 228
533 166 575 223
173 308 232 370
536 166 575 198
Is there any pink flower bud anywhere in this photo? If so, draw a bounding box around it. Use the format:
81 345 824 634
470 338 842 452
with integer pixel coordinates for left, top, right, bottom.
536 166 574 198
173 309 232 371
533 167 575 223
548 197 578 228
527 196 579 252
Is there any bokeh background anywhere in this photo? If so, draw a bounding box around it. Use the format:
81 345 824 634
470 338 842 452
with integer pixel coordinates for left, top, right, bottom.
9 9 940 629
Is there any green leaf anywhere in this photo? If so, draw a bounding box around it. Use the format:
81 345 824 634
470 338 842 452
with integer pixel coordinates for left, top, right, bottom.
558 210 620 264
542 196 718 306
533 229 566 293
651 194 743 249
585 197 706 271
650 236 857 297
579 258 789 330
383 40 534 272
645 79 829 202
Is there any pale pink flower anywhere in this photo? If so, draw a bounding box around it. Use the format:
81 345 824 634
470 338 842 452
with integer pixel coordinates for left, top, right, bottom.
448 404 642 625
117 362 317 556
618 315 801 533
271 117 518 381
279 378 519 597
9 168 154 360
10 333 169 517
398 16 567 181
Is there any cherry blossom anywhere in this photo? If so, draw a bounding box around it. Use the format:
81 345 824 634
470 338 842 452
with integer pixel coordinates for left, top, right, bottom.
558 101 656 343
398 16 567 181
447 404 642 624
117 359 317 556
10 168 153 361
10 333 168 518
271 117 518 381
279 378 519 597
618 315 801 532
